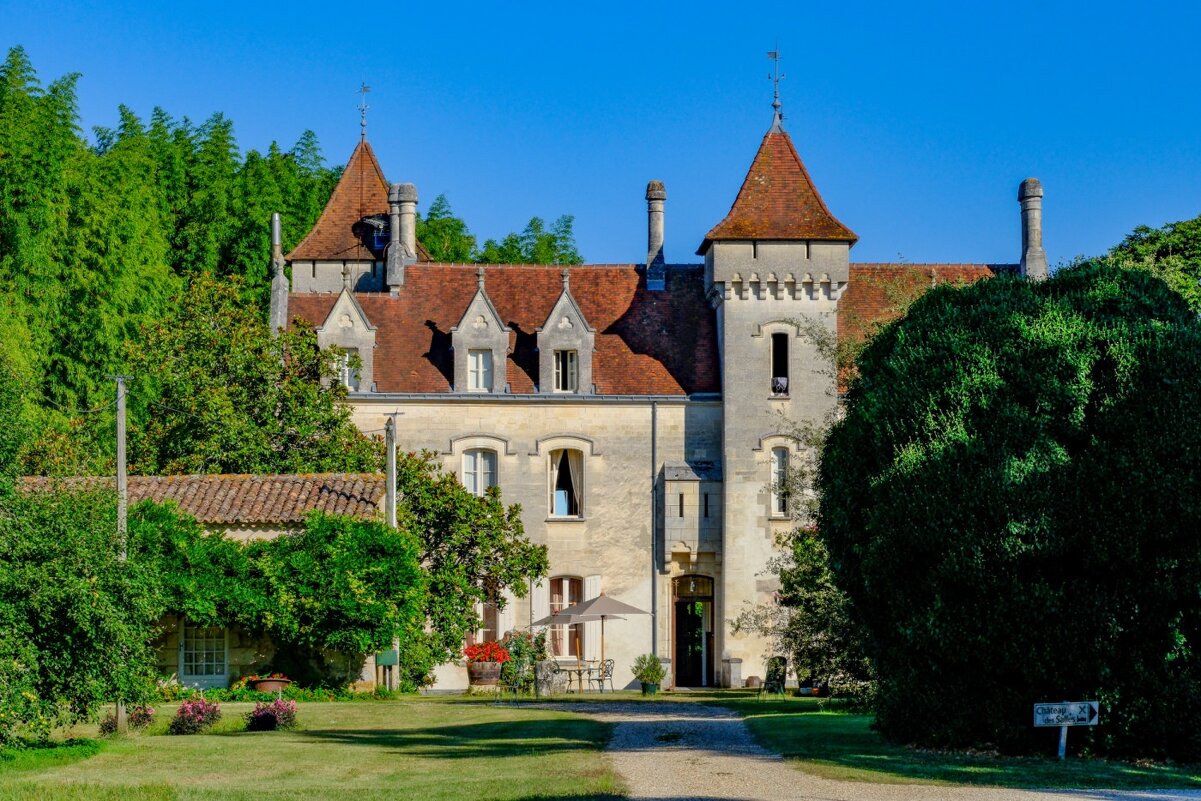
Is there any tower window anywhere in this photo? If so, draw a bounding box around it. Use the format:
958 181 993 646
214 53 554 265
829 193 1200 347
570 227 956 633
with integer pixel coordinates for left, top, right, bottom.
679 492 685 518
467 349 493 392
554 350 578 392
771 333 789 396
771 447 789 517
703 493 709 519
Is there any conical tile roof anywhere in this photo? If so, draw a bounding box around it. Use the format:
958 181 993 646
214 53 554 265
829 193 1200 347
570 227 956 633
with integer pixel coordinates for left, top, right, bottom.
287 139 430 261
698 128 856 254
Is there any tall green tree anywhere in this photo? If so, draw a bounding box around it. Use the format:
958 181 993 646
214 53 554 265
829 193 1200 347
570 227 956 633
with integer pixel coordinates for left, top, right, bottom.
477 214 582 264
125 273 382 475
819 261 1201 759
416 194 477 262
1109 213 1201 312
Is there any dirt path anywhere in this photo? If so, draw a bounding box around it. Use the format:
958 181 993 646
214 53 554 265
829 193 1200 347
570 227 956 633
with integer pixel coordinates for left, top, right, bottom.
536 702 1201 801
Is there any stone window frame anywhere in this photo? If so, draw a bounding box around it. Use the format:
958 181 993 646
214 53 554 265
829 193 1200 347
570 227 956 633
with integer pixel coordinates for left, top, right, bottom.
462 447 498 497
548 447 585 518
467 349 494 393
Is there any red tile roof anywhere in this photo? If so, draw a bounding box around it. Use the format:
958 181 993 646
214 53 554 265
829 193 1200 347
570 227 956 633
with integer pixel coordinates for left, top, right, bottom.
838 263 1016 387
699 130 857 253
286 139 430 262
288 264 720 396
19 474 384 525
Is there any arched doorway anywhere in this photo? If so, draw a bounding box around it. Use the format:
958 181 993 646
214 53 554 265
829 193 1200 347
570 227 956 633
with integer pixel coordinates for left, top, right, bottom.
673 575 714 686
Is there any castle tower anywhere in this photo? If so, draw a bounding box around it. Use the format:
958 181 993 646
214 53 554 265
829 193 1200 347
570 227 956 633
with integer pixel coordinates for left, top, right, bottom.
699 109 856 685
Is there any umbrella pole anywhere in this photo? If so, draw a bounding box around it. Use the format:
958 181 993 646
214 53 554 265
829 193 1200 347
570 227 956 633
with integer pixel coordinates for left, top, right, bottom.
601 617 606 665
575 626 581 671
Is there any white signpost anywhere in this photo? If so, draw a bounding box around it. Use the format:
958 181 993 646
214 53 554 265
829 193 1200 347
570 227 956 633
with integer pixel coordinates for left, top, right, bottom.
1034 701 1099 759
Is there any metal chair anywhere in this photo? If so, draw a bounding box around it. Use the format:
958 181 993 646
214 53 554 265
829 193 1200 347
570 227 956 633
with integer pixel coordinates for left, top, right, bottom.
588 659 615 693
758 656 787 699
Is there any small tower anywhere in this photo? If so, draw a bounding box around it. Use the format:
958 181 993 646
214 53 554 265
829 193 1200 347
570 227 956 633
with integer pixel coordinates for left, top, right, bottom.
699 73 857 685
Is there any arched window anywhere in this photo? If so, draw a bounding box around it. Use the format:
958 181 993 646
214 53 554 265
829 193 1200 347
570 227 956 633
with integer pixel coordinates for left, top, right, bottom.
549 576 583 657
549 448 583 517
771 447 789 517
463 449 498 496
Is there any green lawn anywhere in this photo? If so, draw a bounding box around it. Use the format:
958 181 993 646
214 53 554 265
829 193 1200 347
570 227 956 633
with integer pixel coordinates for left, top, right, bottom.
702 692 1201 789
0 701 623 801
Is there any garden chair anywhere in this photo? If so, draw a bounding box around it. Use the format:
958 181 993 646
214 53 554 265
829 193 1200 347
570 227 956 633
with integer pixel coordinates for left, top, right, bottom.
588 659 615 693
758 656 787 699
496 661 531 703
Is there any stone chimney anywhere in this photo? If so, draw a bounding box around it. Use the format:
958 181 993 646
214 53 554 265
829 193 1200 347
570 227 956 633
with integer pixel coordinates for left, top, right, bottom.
1018 178 1048 281
268 212 289 335
386 182 418 290
646 180 666 291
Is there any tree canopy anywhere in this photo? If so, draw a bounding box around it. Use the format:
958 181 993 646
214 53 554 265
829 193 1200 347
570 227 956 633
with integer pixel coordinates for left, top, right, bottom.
1109 212 1201 312
819 261 1201 759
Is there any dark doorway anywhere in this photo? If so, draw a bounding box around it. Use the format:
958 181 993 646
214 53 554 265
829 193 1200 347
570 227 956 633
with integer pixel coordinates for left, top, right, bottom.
673 575 714 687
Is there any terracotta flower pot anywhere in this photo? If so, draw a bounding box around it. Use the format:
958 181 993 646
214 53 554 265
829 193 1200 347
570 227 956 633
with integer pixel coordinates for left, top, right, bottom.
467 661 502 686
250 678 292 693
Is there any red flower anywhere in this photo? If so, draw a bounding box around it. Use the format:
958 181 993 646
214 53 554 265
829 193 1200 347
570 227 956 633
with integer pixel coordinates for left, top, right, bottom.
463 641 511 663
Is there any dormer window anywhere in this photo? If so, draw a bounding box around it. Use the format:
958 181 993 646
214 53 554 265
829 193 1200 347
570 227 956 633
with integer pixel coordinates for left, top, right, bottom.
554 350 578 392
336 349 361 392
467 350 493 393
771 333 789 396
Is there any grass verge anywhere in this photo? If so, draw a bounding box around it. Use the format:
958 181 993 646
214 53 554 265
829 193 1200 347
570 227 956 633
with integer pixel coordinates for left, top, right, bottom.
703 692 1201 789
0 701 623 801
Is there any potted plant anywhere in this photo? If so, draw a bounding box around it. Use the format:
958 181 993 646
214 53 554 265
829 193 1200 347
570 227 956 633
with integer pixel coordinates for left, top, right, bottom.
464 641 510 686
632 653 665 696
245 672 292 693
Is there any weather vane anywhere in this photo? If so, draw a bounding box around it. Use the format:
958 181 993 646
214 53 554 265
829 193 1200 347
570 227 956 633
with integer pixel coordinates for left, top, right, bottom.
357 83 371 139
767 46 785 128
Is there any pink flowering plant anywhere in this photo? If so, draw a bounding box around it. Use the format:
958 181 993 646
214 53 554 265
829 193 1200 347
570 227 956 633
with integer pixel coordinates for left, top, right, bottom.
246 699 298 732
167 698 222 735
98 705 155 735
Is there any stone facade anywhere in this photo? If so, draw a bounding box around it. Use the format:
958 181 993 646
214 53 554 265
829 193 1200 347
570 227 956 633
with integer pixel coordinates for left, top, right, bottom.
277 112 1037 691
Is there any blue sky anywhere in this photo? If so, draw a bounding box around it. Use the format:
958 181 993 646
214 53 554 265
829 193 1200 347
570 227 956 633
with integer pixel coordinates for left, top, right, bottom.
3 1 1199 267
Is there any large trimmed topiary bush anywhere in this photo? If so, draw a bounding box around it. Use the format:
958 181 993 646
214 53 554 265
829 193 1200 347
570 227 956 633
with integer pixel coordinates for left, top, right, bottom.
819 261 1201 759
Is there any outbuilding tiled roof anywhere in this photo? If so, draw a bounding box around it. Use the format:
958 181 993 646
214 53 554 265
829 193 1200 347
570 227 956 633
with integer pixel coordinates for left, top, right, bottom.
699 129 857 253
19 474 385 525
286 139 430 262
288 263 720 396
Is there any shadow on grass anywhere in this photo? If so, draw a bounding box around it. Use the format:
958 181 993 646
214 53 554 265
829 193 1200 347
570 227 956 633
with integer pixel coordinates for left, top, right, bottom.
300 717 608 760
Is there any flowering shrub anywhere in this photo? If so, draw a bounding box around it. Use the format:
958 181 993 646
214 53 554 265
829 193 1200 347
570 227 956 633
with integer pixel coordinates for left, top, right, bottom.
98 705 155 735
167 698 222 735
245 699 298 732
463 641 510 664
243 672 289 684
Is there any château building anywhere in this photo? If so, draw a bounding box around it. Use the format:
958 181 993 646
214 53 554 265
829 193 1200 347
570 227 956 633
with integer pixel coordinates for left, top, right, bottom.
271 102 1048 690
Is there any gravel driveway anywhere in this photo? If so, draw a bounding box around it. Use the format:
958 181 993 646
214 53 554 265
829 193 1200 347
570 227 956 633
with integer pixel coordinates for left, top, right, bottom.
534 701 1201 801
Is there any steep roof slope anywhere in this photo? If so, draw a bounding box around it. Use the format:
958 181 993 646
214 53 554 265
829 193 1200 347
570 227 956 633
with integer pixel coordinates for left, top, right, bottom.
288 264 721 396
286 139 430 261
699 129 857 253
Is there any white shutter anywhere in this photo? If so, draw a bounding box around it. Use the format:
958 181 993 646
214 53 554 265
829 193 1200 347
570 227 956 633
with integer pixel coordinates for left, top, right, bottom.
497 589 515 638
531 579 550 630
583 575 601 662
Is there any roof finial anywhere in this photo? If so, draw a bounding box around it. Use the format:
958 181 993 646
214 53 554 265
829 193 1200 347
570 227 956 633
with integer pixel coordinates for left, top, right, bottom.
477 265 486 290
561 267 570 289
357 83 371 140
767 46 785 132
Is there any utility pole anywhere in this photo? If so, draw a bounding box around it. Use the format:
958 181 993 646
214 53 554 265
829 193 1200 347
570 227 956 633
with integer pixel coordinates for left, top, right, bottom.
108 375 130 734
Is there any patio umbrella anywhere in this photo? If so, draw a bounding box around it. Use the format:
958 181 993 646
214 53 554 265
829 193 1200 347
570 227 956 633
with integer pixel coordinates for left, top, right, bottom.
534 594 649 666
532 607 592 668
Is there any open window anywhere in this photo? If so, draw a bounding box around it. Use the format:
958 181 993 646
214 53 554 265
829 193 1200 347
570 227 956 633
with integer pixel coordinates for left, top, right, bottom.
771 447 789 516
554 350 579 392
771 333 789 396
336 348 361 392
463 448 498 497
549 448 583 517
467 349 493 392
549 576 583 657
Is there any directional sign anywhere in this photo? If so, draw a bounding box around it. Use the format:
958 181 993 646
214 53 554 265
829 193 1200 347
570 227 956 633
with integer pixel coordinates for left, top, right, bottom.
1033 701 1099 727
